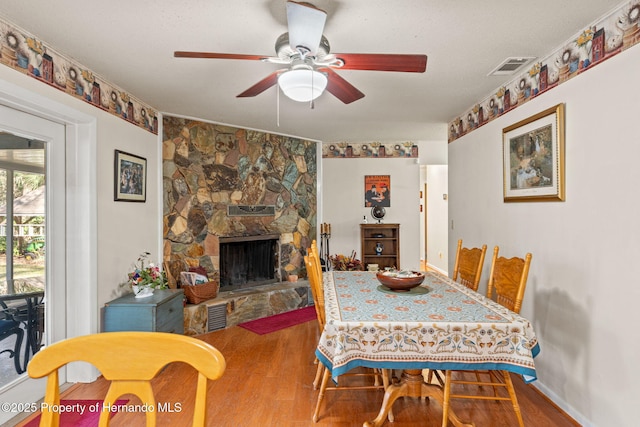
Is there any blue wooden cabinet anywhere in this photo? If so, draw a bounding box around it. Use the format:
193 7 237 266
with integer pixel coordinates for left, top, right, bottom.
103 289 184 334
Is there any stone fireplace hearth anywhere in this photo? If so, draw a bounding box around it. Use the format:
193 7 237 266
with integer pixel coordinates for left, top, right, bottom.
183 280 312 335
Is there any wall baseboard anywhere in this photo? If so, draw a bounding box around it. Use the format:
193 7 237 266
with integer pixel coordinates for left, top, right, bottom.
425 262 447 276
531 382 589 427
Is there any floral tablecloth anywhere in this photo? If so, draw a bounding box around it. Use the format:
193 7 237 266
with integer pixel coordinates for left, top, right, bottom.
315 271 540 382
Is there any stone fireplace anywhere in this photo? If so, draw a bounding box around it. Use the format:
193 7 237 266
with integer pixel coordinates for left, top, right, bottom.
162 117 317 333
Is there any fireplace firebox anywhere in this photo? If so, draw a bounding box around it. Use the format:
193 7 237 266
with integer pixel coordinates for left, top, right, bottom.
219 235 280 291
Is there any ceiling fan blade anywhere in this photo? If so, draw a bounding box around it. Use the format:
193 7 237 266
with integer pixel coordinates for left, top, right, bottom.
331 53 427 73
236 71 282 98
174 51 271 61
320 68 365 104
286 1 327 56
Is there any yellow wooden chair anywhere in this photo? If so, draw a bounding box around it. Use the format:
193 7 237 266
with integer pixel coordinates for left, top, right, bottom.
442 246 532 427
307 240 326 335
452 239 487 292
28 331 226 427
305 244 390 423
306 240 328 389
310 240 324 276
305 253 326 389
306 251 324 327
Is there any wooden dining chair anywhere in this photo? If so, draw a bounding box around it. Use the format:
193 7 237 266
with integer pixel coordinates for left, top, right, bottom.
305 250 325 337
310 239 324 276
442 246 532 427
305 252 326 388
485 247 533 314
307 241 325 333
426 240 487 387
306 240 329 389
452 239 487 292
28 331 226 427
305 246 390 423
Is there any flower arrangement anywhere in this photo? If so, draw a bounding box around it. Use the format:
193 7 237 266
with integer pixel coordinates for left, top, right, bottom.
126 252 168 296
330 252 363 271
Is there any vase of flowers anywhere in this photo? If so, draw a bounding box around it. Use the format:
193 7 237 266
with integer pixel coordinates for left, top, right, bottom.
126 252 168 298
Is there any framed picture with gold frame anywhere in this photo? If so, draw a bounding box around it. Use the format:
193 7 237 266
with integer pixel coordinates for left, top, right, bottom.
502 103 565 202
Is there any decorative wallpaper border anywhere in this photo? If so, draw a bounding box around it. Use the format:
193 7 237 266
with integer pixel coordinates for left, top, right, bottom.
322 142 418 158
449 0 640 143
0 17 158 135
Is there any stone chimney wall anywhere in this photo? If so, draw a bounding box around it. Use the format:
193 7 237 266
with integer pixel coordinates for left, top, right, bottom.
162 116 317 285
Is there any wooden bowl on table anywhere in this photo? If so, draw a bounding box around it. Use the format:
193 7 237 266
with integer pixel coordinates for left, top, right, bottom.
376 271 425 292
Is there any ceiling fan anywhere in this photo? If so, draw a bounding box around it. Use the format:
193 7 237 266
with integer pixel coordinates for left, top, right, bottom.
174 1 427 104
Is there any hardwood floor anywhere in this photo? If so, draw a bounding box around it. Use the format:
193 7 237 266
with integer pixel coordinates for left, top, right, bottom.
17 320 577 427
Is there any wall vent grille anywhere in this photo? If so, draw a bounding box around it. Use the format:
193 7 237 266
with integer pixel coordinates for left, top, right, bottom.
208 303 227 331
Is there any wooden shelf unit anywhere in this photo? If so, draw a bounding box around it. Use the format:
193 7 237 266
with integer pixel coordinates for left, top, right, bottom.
360 223 400 271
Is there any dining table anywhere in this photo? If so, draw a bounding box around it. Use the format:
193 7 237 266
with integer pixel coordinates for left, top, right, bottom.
315 270 540 427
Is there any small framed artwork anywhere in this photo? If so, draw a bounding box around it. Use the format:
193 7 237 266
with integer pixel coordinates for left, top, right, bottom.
114 149 147 202
364 175 390 207
502 103 565 202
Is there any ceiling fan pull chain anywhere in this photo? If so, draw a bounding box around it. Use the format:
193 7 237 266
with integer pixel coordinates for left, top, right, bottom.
277 85 281 127
310 70 315 109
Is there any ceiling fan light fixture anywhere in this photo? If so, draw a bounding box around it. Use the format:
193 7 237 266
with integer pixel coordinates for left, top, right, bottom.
278 69 328 102
176 1 428 104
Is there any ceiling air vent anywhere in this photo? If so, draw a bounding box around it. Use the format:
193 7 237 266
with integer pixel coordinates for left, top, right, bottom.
488 57 536 76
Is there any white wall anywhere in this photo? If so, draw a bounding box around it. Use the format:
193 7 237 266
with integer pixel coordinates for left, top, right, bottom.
322 140 447 271
0 66 160 313
322 156 420 270
448 46 640 427
96 112 161 305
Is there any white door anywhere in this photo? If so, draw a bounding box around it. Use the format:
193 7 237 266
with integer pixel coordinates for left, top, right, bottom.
0 104 66 424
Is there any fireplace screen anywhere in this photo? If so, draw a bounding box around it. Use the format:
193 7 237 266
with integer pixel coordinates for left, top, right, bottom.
219 236 279 290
